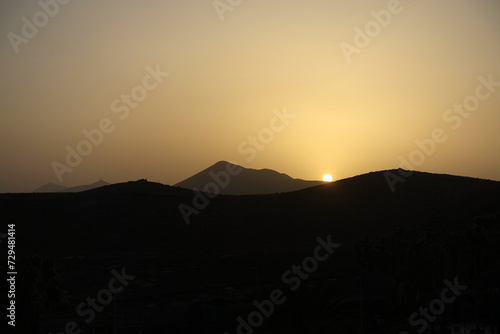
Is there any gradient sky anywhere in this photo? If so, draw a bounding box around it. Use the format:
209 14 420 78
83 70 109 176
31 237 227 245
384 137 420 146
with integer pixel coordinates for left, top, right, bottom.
1 0 500 192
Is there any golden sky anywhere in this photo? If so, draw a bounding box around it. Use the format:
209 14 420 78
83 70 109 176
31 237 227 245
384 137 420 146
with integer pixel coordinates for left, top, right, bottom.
1 0 500 192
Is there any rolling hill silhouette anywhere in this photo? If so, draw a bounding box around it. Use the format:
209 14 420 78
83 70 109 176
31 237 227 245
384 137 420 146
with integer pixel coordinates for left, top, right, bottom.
33 182 67 193
33 179 109 193
9 169 499 255
61 179 109 192
175 160 324 194
4 169 500 333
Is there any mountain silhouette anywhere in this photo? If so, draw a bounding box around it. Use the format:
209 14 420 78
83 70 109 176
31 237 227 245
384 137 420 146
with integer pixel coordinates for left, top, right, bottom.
16 169 499 255
175 160 324 195
61 179 109 192
33 179 109 193
7 170 500 333
33 182 67 193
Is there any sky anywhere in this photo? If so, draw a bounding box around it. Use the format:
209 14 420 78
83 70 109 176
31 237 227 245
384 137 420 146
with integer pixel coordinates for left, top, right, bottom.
1 0 500 192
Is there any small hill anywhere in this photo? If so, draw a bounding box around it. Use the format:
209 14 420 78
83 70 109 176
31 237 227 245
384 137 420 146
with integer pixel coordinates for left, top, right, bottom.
33 182 67 193
83 179 192 196
33 180 109 193
61 179 109 192
175 160 324 195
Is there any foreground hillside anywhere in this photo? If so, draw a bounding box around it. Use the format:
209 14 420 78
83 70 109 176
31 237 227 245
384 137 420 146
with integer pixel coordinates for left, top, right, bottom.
1 170 499 333
5 170 497 254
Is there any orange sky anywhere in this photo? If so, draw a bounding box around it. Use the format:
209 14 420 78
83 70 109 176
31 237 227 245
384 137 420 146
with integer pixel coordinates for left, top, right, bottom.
1 0 500 192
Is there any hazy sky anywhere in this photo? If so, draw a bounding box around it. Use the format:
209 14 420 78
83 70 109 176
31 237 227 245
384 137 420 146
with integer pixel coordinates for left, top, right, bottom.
1 0 500 192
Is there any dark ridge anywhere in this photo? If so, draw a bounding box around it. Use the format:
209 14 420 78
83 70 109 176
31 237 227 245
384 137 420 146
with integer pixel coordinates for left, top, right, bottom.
175 160 324 195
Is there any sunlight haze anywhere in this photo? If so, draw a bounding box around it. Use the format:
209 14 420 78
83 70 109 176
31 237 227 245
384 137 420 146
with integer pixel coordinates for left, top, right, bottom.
1 0 499 192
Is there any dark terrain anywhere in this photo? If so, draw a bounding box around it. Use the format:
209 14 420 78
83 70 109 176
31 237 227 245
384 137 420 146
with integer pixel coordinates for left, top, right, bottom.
175 161 324 195
1 169 500 333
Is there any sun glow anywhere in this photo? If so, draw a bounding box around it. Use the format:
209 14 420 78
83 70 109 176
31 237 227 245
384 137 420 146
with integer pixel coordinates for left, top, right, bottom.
323 174 333 182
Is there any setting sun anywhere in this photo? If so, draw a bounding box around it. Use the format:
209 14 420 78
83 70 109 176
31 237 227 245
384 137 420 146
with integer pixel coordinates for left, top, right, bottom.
323 174 333 182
